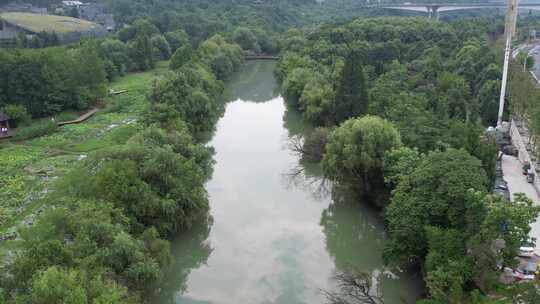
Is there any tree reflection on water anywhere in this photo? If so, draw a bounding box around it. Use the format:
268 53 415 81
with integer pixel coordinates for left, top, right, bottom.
155 215 213 304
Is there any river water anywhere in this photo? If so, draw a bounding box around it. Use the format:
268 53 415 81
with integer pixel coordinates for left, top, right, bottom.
158 61 423 304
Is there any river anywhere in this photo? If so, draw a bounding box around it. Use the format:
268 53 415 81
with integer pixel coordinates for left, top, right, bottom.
157 61 424 304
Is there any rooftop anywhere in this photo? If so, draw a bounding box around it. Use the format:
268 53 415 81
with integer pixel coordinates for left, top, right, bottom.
0 112 9 122
62 1 84 6
0 12 100 34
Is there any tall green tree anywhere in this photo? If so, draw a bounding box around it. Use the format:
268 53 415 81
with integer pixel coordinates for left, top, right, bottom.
151 35 172 60
477 79 501 126
130 34 155 71
71 42 108 108
99 38 132 80
334 48 368 123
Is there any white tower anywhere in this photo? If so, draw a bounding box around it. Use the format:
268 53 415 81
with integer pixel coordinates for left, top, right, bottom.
497 0 519 127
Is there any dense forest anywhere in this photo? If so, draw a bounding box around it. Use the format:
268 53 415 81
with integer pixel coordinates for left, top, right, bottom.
277 16 540 303
2 0 540 303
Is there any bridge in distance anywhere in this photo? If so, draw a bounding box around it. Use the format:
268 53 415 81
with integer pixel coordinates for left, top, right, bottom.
371 2 540 19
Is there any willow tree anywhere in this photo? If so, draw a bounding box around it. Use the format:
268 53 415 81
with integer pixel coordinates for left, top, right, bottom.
322 115 401 194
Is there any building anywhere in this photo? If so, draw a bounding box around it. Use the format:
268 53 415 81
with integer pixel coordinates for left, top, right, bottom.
57 1 116 32
0 15 31 46
79 5 115 32
61 1 84 7
0 2 47 14
0 112 10 136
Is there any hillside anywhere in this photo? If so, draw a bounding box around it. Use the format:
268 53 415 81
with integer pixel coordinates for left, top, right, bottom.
0 12 102 34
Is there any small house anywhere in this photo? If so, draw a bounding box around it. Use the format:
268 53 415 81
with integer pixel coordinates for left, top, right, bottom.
0 112 10 135
62 1 84 7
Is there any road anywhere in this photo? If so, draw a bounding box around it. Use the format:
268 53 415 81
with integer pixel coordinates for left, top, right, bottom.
513 42 540 82
527 44 540 81
501 154 540 250
508 43 540 250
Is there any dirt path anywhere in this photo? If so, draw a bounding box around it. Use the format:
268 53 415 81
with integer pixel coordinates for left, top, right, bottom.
0 108 99 141
57 108 98 126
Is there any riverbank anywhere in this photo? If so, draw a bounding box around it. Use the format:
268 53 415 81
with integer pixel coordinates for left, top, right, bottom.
0 61 169 246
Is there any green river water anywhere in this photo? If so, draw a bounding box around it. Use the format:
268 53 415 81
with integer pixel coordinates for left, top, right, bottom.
158 61 424 304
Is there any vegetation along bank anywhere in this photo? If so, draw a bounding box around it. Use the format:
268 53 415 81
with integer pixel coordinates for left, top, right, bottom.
277 16 540 303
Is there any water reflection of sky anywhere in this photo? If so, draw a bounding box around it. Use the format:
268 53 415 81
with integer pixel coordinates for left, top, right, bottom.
162 61 423 304
220 61 281 103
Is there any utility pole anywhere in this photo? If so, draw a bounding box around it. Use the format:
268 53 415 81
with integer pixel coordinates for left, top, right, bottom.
497 0 519 128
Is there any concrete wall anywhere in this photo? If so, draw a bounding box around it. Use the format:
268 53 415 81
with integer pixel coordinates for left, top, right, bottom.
0 20 22 40
0 18 107 46
60 25 107 43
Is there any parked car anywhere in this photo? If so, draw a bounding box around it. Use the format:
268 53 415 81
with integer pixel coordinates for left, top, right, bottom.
523 161 531 175
503 145 518 156
519 246 536 257
493 177 510 201
527 169 535 183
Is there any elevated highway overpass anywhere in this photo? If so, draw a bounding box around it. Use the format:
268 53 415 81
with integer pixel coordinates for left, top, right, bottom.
372 2 540 19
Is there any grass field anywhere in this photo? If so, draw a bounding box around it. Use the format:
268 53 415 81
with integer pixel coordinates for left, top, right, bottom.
0 61 170 236
1 12 100 34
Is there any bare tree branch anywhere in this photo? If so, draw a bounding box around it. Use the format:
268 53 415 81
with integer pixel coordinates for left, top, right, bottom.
322 267 384 304
288 134 307 156
282 163 331 200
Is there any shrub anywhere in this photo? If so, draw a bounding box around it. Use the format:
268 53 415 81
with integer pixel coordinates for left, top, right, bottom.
55 112 79 122
14 121 58 141
2 104 31 127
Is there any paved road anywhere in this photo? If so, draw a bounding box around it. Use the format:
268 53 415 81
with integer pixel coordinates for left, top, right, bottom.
514 43 540 82
501 154 540 248
529 45 540 81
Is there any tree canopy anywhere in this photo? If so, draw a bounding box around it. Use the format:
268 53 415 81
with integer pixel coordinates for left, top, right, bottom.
322 115 402 194
384 148 489 265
